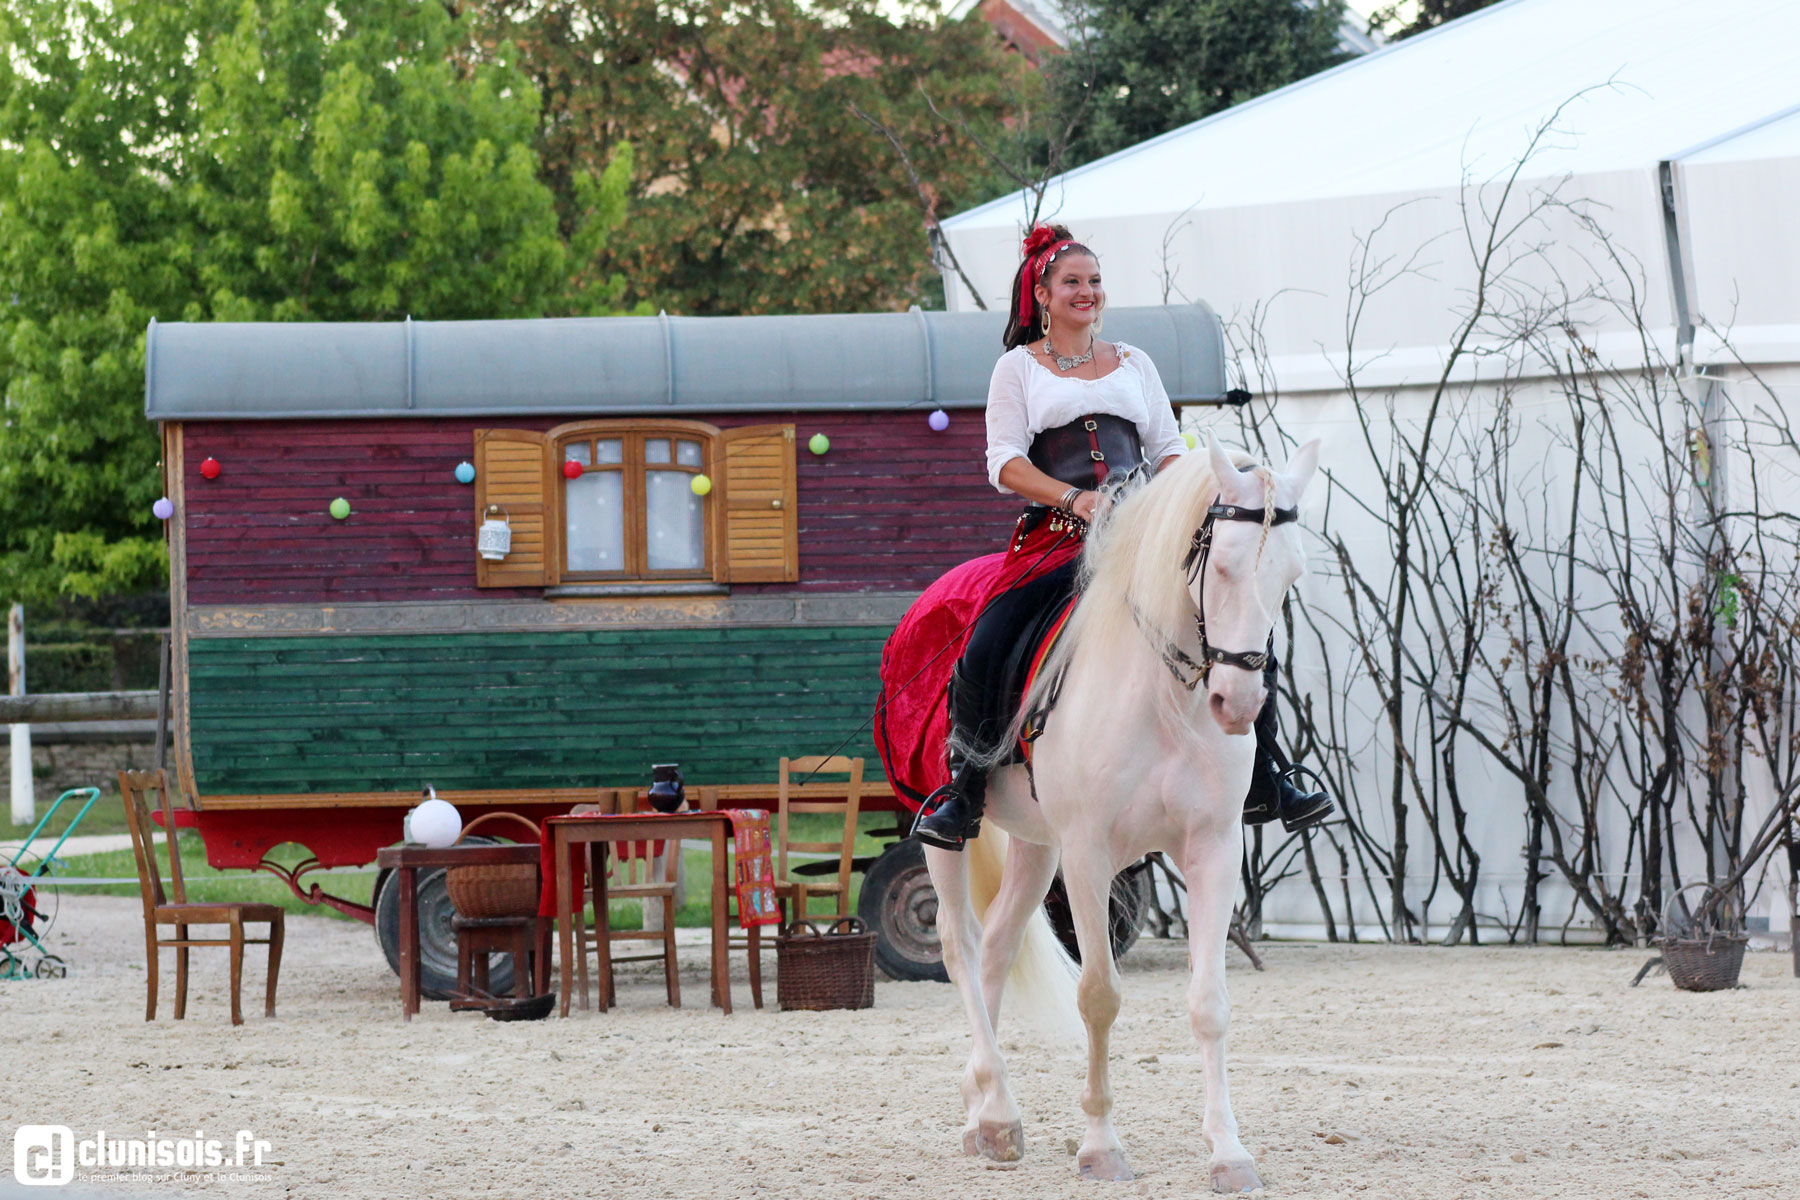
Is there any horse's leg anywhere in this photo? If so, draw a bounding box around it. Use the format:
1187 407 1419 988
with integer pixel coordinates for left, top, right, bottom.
1183 827 1262 1194
923 843 1025 1164
1063 849 1131 1182
978 834 1061 1029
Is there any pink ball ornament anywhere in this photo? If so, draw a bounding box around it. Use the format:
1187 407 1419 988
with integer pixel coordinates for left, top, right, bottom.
152 497 175 521
563 460 584 480
927 409 950 432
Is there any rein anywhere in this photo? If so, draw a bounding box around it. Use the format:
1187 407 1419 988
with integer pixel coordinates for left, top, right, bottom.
1146 498 1298 691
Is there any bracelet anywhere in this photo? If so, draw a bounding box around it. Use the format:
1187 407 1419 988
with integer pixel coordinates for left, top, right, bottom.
1060 486 1082 512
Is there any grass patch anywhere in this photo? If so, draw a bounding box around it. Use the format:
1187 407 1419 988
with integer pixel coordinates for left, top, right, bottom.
6 788 132 840
42 811 901 930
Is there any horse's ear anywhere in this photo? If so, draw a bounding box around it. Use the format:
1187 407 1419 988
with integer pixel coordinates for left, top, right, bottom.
1206 432 1239 485
1285 438 1321 497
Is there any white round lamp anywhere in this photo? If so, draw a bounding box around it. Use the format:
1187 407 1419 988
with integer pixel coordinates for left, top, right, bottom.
405 797 463 848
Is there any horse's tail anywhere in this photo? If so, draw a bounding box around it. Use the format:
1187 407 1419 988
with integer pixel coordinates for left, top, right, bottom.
969 826 1083 1042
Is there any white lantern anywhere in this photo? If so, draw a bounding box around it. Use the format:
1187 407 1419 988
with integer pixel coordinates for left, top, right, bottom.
405 797 463 848
477 505 512 561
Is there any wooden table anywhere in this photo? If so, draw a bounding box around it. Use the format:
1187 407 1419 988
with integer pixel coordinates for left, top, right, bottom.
374 842 542 1021
547 811 734 1017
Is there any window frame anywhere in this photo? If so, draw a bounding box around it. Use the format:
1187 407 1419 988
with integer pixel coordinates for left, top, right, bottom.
546 418 720 584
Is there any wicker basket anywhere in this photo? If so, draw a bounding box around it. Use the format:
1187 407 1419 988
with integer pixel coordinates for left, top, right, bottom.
1660 883 1748 993
444 812 542 920
776 918 876 1012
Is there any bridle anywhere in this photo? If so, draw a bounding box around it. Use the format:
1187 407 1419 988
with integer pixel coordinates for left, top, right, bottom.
1150 498 1299 692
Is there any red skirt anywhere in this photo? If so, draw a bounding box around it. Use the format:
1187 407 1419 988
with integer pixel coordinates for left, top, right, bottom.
874 512 1084 811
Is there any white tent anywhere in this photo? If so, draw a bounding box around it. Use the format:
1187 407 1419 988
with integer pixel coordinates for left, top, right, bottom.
941 0 1800 943
942 0 1800 390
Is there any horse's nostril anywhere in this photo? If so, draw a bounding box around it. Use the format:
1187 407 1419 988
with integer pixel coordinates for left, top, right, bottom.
1210 693 1229 723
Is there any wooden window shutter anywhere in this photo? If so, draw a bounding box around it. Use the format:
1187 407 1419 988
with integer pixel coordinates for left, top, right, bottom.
716 423 798 583
473 429 553 587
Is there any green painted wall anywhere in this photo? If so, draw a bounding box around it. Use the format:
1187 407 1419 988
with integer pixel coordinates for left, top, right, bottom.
187 627 889 794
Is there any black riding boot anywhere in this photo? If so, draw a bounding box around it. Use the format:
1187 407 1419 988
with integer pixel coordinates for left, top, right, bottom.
1241 659 1334 833
912 667 992 852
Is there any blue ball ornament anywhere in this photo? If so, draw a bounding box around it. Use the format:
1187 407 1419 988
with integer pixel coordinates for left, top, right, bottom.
454 461 476 484
927 409 950 432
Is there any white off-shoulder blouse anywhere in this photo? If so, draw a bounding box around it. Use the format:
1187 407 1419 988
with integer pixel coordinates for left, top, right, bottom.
984 342 1188 492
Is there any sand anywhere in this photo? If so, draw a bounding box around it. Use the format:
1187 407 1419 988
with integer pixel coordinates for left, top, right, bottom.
2 896 1796 1199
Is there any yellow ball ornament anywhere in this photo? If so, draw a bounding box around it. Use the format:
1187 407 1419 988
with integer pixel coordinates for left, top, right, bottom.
690 474 713 496
1182 432 1198 450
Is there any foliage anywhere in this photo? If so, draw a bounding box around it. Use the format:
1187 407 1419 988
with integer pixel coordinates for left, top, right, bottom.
462 0 1031 315
0 0 633 605
1048 0 1348 167
1366 0 1504 39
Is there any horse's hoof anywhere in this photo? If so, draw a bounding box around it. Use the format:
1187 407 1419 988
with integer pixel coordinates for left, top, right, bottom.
1076 1147 1133 1182
961 1128 979 1157
976 1119 1025 1163
1210 1159 1263 1194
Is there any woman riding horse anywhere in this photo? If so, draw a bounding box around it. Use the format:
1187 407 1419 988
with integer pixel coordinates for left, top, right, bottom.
908 223 1333 851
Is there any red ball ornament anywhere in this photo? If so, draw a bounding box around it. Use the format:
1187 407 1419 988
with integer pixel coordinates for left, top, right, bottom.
563 460 584 479
200 457 222 480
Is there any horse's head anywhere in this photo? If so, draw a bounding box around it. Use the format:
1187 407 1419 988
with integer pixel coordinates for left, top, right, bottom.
1195 434 1320 736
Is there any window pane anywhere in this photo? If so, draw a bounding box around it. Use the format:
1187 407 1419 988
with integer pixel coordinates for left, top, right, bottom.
594 438 623 465
646 470 704 570
645 439 671 465
564 442 591 466
676 439 703 468
566 470 624 572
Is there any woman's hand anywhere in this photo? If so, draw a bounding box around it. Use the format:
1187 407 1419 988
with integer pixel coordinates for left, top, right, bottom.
1072 490 1100 523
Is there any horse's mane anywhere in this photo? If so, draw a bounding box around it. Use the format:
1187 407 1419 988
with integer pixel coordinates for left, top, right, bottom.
971 448 1260 769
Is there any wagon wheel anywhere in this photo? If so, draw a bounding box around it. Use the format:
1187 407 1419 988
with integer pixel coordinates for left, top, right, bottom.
34 954 65 979
373 838 514 1001
1041 860 1152 965
858 838 949 982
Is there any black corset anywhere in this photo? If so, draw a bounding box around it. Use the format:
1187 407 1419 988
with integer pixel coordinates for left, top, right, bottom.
1027 414 1145 492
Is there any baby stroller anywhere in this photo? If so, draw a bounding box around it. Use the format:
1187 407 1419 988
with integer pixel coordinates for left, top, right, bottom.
1 787 102 979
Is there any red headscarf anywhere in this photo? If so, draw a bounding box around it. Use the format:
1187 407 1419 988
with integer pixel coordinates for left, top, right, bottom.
1017 224 1076 328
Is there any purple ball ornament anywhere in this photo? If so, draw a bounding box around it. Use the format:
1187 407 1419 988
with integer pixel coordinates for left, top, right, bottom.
927 409 950 432
152 497 175 521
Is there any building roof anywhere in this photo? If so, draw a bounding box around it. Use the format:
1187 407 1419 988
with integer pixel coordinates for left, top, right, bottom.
144 304 1226 421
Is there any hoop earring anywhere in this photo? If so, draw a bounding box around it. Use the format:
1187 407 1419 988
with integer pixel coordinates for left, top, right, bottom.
1040 309 1050 337
1092 308 1104 337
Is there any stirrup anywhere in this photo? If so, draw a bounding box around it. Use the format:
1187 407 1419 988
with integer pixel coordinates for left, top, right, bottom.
911 783 980 851
1276 764 1334 834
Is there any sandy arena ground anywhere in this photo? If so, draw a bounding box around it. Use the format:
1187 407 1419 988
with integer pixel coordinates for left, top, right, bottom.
2 896 1796 1199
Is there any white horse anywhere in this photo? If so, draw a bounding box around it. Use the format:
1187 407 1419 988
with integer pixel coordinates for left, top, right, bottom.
925 435 1320 1192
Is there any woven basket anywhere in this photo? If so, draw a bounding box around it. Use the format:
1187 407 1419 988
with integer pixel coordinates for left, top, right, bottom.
1660 883 1748 993
776 917 876 1012
445 812 542 920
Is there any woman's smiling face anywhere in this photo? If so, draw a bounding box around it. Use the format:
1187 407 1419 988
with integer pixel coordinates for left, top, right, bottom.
1035 251 1103 338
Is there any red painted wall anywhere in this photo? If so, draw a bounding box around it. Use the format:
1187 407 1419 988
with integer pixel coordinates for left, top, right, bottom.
180 411 1020 605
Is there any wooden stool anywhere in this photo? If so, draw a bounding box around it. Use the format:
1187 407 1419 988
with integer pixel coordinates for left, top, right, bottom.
452 915 552 1005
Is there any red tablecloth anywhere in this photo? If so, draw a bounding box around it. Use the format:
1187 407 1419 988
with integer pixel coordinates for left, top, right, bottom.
536 811 779 928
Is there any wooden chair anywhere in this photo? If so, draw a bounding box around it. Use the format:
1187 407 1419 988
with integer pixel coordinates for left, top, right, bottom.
118 770 283 1025
572 790 683 1009
773 755 865 924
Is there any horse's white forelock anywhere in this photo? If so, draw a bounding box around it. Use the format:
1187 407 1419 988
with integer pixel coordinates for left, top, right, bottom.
1007 447 1261 743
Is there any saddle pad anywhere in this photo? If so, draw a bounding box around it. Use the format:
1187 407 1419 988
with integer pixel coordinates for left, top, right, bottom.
874 543 1081 811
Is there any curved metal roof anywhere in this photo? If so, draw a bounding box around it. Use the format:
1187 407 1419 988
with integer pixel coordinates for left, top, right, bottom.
144 303 1226 421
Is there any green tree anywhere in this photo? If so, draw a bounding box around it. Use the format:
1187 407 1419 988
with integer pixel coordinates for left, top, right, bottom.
464 0 1030 315
0 0 633 604
1368 0 1503 39
1049 0 1349 167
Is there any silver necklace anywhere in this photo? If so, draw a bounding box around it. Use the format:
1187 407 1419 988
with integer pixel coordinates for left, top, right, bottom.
1039 335 1095 372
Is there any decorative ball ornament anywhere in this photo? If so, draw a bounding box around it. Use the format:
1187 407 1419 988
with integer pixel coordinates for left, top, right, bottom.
690 474 713 496
454 461 476 484
1183 432 1198 450
404 797 462 848
152 497 175 521
562 460 584 480
199 457 222 480
927 409 950 432
329 498 351 520
808 432 831 456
